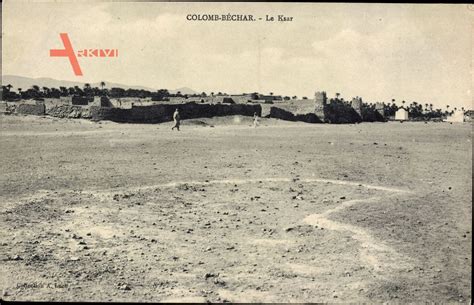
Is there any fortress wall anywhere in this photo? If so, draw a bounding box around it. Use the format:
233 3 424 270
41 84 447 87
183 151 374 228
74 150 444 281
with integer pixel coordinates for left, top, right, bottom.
268 93 386 124
351 97 363 117
269 106 322 123
46 105 92 118
375 102 386 120
267 99 322 121
90 102 261 123
167 96 258 105
269 99 318 115
7 94 387 124
72 96 93 106
261 104 273 117
314 92 327 122
325 100 362 124
44 97 71 111
0 101 7 113
15 101 45 116
361 107 386 122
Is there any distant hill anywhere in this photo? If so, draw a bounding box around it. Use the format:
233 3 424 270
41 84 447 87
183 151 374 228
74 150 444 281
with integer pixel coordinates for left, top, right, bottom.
1 75 198 95
171 87 199 95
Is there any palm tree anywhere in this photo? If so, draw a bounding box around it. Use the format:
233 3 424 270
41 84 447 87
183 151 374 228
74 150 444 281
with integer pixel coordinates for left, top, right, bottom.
50 88 61 98
73 86 83 96
100 81 106 90
335 93 340 99
59 86 68 96
6 84 13 92
83 83 92 96
444 105 450 116
42 86 50 97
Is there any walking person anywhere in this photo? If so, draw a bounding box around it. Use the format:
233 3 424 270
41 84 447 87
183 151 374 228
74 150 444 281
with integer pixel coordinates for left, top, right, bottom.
171 108 181 131
253 112 259 128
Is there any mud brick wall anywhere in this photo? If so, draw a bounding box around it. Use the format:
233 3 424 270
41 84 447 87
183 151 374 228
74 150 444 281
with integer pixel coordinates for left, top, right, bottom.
270 96 363 124
351 97 363 117
269 107 322 123
314 92 327 122
72 96 93 106
267 99 323 120
325 100 362 124
90 103 262 123
89 96 113 107
227 96 254 104
270 99 318 114
167 96 256 104
168 96 212 104
375 102 386 120
0 102 7 113
43 97 73 112
16 102 46 116
261 104 273 117
269 107 295 121
360 107 386 122
44 97 73 105
46 105 92 119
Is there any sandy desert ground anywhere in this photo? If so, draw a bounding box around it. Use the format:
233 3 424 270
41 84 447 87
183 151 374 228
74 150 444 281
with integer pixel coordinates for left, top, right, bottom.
0 114 471 302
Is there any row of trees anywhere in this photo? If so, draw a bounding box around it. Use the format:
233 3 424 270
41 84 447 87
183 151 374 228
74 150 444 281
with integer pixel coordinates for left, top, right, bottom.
1 83 307 101
382 99 465 118
2 82 108 100
328 93 465 119
1 82 210 101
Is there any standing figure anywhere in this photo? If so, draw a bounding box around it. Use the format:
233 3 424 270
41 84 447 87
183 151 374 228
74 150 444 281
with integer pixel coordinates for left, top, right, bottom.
253 112 259 128
171 108 181 131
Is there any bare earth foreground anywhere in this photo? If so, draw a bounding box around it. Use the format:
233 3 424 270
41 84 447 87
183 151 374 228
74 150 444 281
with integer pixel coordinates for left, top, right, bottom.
0 115 471 302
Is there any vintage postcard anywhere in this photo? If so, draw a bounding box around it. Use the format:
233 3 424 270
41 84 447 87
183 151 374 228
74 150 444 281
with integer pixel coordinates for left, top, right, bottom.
0 1 472 303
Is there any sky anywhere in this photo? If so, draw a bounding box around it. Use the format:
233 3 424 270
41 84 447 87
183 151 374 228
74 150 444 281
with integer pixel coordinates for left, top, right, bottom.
2 1 473 110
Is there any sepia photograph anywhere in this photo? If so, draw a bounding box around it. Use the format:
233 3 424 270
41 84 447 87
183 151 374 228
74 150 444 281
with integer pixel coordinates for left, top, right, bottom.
0 1 472 303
